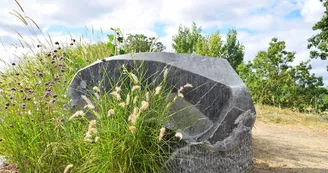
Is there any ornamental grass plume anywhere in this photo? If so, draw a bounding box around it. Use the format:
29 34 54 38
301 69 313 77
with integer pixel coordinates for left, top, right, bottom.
183 83 193 88
163 68 169 79
158 127 166 141
119 102 126 108
177 87 184 98
115 86 121 92
139 101 149 113
145 91 150 102
84 120 97 142
130 73 139 84
93 86 100 93
63 164 73 173
81 95 95 110
129 125 136 134
128 107 139 124
132 85 141 92
84 132 93 142
133 95 138 104
88 120 97 133
155 86 162 96
107 109 115 117
69 110 85 120
126 92 130 106
94 92 100 100
95 136 100 143
110 91 121 101
175 132 183 140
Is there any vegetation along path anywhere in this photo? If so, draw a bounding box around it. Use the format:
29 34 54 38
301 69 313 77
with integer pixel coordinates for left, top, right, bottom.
253 105 328 173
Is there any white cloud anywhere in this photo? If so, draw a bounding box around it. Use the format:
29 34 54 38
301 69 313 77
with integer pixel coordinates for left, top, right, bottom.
0 0 327 84
301 0 326 23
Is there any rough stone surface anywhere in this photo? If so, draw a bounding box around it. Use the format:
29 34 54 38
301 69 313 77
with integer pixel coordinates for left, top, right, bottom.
68 52 256 173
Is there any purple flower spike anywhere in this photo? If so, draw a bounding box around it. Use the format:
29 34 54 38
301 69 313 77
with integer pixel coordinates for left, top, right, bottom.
44 91 51 98
22 103 26 109
58 56 64 61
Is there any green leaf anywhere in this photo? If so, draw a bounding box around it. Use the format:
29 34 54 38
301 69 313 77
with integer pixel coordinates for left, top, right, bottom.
108 34 114 42
119 50 125 55
107 42 114 52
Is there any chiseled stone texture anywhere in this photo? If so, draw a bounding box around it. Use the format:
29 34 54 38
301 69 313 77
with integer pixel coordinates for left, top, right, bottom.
68 52 256 173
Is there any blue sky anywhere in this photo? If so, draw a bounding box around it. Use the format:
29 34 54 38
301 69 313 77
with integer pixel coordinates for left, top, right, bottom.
0 0 327 84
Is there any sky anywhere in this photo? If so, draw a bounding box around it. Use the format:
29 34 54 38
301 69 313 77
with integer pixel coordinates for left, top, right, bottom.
0 0 327 84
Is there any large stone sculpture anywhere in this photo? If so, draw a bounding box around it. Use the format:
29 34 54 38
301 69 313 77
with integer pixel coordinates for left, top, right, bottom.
68 52 256 173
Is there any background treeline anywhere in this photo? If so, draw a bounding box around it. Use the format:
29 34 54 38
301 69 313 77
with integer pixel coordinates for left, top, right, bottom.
119 0 328 113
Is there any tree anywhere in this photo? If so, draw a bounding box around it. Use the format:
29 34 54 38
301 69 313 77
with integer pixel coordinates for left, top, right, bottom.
172 24 244 72
238 38 324 111
195 31 223 57
123 34 165 53
172 22 202 53
221 29 245 72
290 60 325 111
308 0 328 66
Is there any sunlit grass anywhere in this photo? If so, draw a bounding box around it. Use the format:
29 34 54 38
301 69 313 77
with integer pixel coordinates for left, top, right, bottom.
255 104 328 129
0 36 184 172
0 3 186 171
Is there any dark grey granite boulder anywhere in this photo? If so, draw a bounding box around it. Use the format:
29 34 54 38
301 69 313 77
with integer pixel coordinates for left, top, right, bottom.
67 52 256 173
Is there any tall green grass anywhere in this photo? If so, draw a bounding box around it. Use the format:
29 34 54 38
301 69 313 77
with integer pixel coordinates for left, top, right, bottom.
0 3 184 172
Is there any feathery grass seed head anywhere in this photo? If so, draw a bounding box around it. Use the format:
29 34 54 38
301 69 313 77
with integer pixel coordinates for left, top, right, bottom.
130 73 139 84
129 126 136 134
139 101 149 113
69 110 85 120
119 102 126 108
184 83 193 88
175 132 183 140
133 95 138 104
64 164 73 173
158 127 166 141
132 85 141 92
126 92 130 106
93 86 100 93
107 109 115 117
81 95 95 109
155 86 162 96
145 91 150 102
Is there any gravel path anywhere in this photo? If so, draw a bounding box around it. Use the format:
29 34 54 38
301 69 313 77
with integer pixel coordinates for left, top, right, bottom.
253 121 328 173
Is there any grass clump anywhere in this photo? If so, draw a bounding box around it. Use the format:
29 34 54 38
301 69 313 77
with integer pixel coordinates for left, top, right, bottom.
0 30 184 172
0 4 189 172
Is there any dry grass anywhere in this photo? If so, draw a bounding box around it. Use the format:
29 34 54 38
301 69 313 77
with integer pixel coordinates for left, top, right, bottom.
255 104 328 130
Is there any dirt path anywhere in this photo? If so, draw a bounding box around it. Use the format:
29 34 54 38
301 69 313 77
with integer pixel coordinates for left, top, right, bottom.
253 120 328 173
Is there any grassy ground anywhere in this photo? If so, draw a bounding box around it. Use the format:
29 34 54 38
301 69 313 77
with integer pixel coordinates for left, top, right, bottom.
255 104 328 130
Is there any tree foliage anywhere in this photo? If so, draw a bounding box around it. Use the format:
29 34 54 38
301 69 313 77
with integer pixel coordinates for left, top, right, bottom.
238 38 325 111
195 31 223 57
123 34 165 53
308 0 328 63
172 23 244 72
172 22 202 53
170 22 328 112
222 29 245 72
